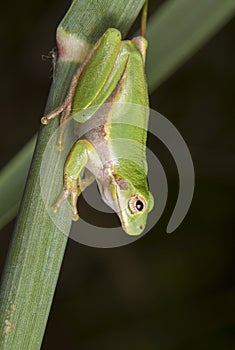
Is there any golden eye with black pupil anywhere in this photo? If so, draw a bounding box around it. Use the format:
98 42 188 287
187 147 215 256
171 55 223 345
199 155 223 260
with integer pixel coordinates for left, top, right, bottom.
128 195 146 214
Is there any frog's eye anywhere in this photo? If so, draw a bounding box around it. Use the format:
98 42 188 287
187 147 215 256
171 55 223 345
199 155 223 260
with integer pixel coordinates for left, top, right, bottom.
128 195 147 214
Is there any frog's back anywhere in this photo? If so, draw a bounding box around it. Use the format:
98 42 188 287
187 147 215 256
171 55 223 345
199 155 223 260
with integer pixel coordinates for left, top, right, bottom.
82 35 149 174
106 39 149 169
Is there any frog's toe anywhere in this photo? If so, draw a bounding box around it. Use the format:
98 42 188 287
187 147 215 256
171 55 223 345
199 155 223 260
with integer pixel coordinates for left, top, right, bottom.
72 211 79 221
51 189 70 214
41 116 49 125
56 143 64 151
52 204 59 213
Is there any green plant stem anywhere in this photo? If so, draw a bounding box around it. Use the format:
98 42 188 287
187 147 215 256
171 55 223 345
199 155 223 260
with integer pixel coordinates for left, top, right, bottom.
0 1 145 349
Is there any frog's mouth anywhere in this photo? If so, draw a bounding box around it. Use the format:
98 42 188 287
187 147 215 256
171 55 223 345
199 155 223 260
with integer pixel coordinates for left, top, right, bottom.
97 178 144 235
115 193 128 233
115 183 145 236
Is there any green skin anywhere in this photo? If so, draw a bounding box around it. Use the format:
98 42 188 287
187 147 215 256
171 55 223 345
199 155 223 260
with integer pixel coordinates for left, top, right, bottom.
42 27 154 235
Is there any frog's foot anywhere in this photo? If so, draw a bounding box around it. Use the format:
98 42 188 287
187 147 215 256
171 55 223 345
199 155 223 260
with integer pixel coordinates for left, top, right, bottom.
41 100 73 151
52 187 80 221
41 102 67 125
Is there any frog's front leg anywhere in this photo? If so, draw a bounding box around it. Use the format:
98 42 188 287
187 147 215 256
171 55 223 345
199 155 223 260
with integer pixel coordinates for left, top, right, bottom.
80 168 96 192
52 139 98 220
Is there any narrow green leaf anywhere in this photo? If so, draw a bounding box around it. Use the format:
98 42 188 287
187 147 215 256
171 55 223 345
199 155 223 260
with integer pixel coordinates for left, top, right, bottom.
146 0 235 90
0 137 36 229
0 1 145 349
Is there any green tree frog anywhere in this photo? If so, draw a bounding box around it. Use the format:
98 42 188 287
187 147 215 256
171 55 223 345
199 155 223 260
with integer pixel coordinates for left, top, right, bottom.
41 1 154 235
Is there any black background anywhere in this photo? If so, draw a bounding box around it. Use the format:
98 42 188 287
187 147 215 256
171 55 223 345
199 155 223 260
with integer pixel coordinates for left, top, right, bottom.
0 1 234 349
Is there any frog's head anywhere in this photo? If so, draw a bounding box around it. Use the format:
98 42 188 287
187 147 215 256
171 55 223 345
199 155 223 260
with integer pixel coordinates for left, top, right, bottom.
99 172 154 236
115 180 154 235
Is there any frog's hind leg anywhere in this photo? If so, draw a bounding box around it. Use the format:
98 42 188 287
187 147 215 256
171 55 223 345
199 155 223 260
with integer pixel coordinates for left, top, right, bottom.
41 96 73 151
55 102 73 150
41 61 87 149
41 59 85 126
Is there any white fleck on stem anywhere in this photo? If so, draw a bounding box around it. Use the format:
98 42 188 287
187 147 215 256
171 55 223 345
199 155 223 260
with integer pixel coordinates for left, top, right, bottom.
56 27 92 63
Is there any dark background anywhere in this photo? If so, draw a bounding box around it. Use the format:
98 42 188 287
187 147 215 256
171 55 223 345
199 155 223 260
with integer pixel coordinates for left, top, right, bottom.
0 0 234 349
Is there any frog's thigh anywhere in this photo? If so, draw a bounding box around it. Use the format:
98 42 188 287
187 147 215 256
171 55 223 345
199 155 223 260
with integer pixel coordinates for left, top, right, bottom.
72 28 122 115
